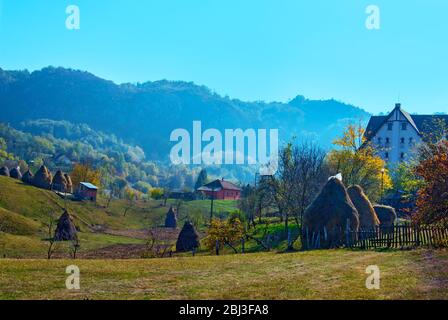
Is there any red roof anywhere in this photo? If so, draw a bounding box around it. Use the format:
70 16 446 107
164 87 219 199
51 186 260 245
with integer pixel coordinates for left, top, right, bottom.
197 179 241 192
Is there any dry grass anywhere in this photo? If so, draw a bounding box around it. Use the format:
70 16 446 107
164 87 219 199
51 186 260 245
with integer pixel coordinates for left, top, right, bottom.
0 249 447 300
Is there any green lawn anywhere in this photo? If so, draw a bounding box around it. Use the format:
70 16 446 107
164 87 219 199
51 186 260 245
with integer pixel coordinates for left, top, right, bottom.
0 249 447 300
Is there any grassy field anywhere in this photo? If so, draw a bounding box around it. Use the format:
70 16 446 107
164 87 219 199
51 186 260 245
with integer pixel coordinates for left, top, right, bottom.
0 176 241 258
0 249 447 300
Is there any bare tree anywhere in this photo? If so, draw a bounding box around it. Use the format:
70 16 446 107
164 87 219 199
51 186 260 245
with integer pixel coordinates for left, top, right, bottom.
43 211 57 259
70 238 80 259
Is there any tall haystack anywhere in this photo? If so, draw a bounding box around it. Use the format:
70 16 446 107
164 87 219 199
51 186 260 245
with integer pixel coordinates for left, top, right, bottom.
0 166 10 177
373 205 397 227
32 165 52 189
165 206 178 228
303 177 359 248
22 170 34 184
347 185 380 228
9 167 22 180
54 210 78 241
64 173 73 193
51 170 68 192
176 221 200 252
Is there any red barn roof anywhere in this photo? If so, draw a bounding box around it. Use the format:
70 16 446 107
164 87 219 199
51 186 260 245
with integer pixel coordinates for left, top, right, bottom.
197 179 241 192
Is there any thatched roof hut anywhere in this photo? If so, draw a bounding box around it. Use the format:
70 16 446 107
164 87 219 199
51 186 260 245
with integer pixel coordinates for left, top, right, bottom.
51 170 68 192
32 165 52 189
0 166 10 177
373 205 397 227
22 170 34 184
303 177 359 248
9 167 22 180
54 210 78 241
347 185 380 228
176 221 200 252
64 173 73 193
165 206 178 228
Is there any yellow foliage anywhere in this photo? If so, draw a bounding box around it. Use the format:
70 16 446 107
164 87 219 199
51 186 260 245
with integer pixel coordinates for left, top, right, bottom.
329 123 392 201
71 163 101 189
204 217 244 252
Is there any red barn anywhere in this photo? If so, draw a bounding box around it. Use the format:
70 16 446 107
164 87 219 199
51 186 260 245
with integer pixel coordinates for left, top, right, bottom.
75 182 98 201
197 179 241 200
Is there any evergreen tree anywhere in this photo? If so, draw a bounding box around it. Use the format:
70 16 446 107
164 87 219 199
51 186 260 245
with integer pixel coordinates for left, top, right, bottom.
194 169 208 191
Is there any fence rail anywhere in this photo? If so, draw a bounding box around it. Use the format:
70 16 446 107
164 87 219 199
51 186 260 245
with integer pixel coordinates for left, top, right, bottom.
302 222 448 250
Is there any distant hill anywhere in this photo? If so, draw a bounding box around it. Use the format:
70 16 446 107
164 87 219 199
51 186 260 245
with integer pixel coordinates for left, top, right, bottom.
0 67 370 161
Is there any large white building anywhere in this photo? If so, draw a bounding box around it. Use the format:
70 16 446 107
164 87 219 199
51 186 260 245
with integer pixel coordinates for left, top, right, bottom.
364 103 448 166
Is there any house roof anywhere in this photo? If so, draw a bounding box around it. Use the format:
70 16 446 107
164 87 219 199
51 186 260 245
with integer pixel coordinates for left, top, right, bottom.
79 182 98 190
364 105 448 141
197 179 241 192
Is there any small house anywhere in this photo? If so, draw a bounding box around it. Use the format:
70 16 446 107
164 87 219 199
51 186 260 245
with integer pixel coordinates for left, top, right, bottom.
75 182 98 201
197 178 241 200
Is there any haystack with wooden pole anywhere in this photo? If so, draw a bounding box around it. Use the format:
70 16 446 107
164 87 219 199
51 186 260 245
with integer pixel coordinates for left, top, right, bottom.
303 176 359 248
0 166 10 177
51 170 68 192
373 205 397 227
176 221 200 252
347 185 380 228
54 210 78 241
165 206 178 228
21 170 34 184
9 167 22 180
32 165 52 189
64 173 73 193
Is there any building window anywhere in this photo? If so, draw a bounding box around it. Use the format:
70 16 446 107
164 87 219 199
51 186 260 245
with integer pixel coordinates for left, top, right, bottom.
386 137 390 144
387 123 393 131
377 137 382 144
385 152 389 159
409 137 414 144
402 123 407 130
401 152 405 159
401 137 405 144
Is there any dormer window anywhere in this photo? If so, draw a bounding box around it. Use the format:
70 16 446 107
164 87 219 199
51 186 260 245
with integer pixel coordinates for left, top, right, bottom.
402 123 407 130
387 123 393 131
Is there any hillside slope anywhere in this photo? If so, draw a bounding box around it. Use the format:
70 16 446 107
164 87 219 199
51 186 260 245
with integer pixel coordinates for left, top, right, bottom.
0 67 370 159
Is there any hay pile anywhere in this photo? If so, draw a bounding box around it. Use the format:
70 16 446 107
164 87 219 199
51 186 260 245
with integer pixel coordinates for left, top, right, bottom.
165 206 178 228
54 210 78 241
176 221 200 252
373 205 397 227
303 177 359 248
22 170 34 184
0 166 10 177
347 185 380 228
64 173 73 193
32 165 52 189
9 167 22 180
51 170 68 192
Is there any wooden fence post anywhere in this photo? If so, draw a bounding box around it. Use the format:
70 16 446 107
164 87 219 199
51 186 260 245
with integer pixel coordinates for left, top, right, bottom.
215 240 220 256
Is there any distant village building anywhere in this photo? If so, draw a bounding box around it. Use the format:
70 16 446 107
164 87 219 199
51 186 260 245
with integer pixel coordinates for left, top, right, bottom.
197 178 241 200
364 103 448 166
75 182 98 201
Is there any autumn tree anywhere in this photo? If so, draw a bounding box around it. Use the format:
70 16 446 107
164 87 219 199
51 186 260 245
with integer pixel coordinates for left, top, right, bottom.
71 163 101 188
328 123 392 201
413 140 448 225
204 214 244 254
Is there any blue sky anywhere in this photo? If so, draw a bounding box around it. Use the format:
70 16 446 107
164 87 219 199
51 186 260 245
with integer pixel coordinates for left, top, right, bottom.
0 0 447 115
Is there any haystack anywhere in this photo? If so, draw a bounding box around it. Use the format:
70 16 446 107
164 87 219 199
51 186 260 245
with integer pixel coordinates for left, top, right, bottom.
347 185 380 228
9 167 22 180
0 166 10 177
32 165 52 189
165 206 178 228
303 177 359 248
21 170 34 184
51 170 68 192
176 221 200 252
373 205 397 227
64 173 73 193
54 210 78 241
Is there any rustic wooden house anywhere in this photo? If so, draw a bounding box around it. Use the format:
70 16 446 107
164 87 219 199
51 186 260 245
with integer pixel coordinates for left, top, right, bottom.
197 178 241 200
75 182 98 201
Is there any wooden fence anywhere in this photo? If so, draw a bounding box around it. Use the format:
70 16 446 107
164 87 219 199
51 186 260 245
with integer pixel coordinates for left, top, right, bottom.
302 222 448 250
